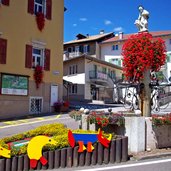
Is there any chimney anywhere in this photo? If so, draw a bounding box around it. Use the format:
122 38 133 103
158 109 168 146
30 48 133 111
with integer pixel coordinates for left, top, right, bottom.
119 32 123 39
86 34 89 38
100 30 104 34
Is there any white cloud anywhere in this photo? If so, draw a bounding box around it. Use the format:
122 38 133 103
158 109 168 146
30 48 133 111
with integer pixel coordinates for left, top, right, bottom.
113 27 123 32
104 20 112 25
80 18 87 21
73 24 77 27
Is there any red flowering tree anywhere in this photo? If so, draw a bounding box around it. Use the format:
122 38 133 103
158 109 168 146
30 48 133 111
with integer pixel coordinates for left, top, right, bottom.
122 32 166 116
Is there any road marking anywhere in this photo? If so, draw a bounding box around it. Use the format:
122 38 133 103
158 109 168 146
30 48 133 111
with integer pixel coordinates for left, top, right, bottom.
37 118 45 120
17 120 28 123
56 115 61 118
3 121 18 125
0 115 69 129
77 158 171 171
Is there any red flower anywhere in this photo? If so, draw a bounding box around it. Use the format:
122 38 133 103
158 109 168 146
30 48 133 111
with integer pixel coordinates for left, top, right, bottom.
122 32 166 82
36 12 45 31
34 65 43 89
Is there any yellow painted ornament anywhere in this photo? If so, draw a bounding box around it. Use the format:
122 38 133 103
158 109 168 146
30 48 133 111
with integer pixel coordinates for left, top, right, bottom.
27 135 56 168
0 146 11 158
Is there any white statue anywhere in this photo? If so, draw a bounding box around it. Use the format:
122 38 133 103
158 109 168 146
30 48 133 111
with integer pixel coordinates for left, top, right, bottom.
134 5 149 32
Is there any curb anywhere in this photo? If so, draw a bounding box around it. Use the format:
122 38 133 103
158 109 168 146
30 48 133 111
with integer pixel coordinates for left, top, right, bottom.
135 152 171 161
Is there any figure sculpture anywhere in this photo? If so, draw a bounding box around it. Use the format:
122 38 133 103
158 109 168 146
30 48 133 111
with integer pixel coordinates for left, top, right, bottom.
134 5 149 32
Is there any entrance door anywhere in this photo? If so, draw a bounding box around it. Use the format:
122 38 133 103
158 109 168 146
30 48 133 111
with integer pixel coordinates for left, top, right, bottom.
50 85 58 106
91 87 99 100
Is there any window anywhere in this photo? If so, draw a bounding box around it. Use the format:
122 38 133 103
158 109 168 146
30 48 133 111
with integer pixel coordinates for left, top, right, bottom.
1 0 10 6
25 44 50 70
69 65 78 75
112 45 119 51
167 52 171 62
83 45 90 53
68 47 73 53
111 58 121 66
32 48 44 68
112 58 118 64
69 84 77 94
34 0 45 14
102 67 107 74
29 97 43 113
0 38 7 64
28 0 52 20
111 70 116 79
108 70 115 79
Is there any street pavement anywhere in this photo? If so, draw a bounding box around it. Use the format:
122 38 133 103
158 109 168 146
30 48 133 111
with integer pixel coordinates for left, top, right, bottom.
0 102 171 138
38 157 171 171
0 114 79 138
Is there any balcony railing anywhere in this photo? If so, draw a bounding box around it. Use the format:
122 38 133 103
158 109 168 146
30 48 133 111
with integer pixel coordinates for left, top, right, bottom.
89 70 108 80
89 70 123 84
69 52 83 58
63 52 83 60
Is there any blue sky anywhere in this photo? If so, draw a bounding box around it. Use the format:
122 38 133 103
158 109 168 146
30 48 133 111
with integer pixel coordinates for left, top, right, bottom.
64 0 171 42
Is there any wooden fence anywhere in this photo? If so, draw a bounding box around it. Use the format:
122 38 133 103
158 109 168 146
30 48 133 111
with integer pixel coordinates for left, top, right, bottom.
0 136 128 171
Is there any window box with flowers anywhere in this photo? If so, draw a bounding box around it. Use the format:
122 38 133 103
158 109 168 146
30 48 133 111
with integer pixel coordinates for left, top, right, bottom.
86 111 125 134
151 114 171 148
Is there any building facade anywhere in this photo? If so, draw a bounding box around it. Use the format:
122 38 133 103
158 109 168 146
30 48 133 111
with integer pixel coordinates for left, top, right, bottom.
63 55 122 102
64 31 114 60
0 0 64 119
63 32 123 103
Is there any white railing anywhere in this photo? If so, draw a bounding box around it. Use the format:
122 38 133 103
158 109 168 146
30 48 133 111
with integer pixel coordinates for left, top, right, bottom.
63 52 83 61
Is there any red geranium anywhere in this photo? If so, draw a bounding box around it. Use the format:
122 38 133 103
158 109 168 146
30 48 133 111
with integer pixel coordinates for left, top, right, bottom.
36 12 45 31
34 65 43 89
122 32 166 82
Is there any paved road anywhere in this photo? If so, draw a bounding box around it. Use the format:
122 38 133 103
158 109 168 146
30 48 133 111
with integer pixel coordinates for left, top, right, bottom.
0 114 79 138
44 157 171 171
0 102 171 138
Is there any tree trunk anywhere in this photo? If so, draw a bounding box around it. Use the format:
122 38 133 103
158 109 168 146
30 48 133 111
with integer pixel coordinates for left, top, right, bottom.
142 69 151 117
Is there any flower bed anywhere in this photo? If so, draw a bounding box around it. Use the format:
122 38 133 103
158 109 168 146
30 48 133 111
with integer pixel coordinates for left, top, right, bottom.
151 114 171 148
0 137 128 171
87 111 125 128
0 123 128 171
152 114 171 126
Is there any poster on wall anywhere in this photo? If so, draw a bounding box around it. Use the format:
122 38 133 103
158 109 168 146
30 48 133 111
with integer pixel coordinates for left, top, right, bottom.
1 74 28 96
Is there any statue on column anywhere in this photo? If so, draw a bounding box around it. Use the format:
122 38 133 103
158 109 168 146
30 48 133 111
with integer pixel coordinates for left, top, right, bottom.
134 5 149 32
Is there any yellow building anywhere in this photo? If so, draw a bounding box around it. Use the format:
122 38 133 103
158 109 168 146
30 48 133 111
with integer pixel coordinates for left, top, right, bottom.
0 0 64 119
